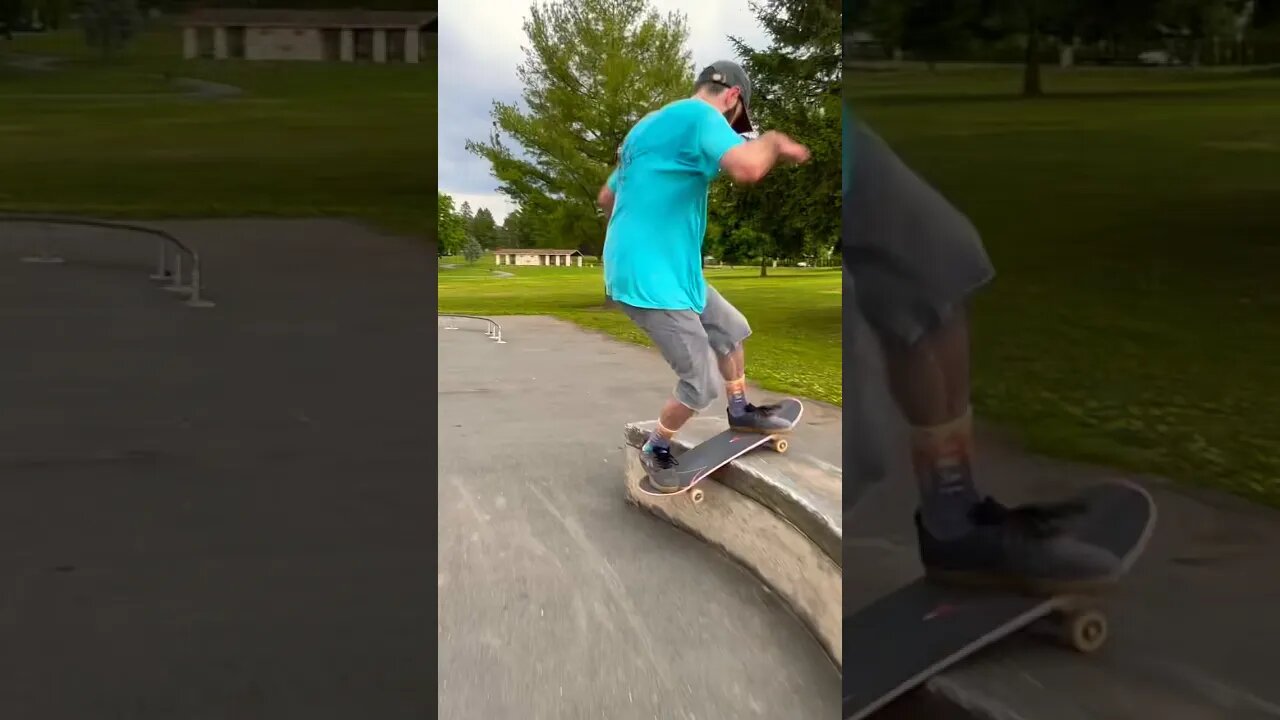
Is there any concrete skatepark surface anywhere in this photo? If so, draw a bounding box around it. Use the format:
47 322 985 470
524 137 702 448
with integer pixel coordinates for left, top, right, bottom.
1 219 434 718
438 315 842 718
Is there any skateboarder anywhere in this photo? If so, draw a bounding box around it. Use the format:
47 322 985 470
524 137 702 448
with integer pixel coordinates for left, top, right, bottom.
596 60 811 494
843 113 1124 591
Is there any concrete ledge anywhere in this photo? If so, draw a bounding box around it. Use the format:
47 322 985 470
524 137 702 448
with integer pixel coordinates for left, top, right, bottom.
623 419 842 563
623 417 842 668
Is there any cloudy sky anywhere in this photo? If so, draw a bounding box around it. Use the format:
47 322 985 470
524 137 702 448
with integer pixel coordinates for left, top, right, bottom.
437 1 769 224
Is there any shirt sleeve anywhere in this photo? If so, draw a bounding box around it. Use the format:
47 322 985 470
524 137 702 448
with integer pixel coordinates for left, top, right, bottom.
606 168 619 192
695 105 746 178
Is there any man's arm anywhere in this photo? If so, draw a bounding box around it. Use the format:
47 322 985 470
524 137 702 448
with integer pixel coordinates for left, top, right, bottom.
719 131 805 185
597 184 616 219
598 168 619 219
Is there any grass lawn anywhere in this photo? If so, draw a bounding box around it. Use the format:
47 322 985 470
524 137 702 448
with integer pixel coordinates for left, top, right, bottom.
0 25 436 239
439 262 843 406
849 63 1280 507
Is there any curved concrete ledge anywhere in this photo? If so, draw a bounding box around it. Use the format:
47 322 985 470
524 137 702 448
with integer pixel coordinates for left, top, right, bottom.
623 418 842 669
624 419 842 564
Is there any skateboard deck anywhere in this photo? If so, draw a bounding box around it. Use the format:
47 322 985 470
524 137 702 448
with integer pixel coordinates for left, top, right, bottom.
843 480 1156 720
636 398 803 504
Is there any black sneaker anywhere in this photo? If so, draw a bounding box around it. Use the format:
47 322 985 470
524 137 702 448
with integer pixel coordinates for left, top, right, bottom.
727 403 795 434
640 445 681 492
917 497 1122 595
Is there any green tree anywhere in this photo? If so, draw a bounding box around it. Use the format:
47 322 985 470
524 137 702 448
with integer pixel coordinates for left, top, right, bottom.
1 0 23 33
905 0 987 69
728 0 842 275
438 192 467 257
852 0 910 56
466 0 692 257
972 0 1066 95
855 0 992 68
1254 0 1279 26
35 0 72 29
462 237 484 265
81 0 141 59
189 0 437 8
501 208 537 249
471 207 499 249
1157 0 1238 66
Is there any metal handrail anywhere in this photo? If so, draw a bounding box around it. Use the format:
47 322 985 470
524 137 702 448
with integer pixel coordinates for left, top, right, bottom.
438 313 505 343
1 213 214 307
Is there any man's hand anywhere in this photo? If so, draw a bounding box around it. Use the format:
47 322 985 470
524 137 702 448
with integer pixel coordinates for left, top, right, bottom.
776 135 810 164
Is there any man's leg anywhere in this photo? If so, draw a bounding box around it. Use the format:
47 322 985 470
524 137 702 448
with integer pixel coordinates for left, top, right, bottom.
700 286 794 432
650 397 696 454
881 306 981 541
846 120 1119 591
715 341 755 421
715 343 747 413
616 303 722 491
846 120 991 533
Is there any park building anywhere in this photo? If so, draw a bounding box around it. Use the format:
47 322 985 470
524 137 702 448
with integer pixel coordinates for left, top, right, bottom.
494 248 585 267
179 9 438 64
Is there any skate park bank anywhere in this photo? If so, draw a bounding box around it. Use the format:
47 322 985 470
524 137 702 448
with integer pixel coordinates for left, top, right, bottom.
621 417 842 667
438 315 841 717
441 310 1280 720
626 328 1280 720
589 315 1280 720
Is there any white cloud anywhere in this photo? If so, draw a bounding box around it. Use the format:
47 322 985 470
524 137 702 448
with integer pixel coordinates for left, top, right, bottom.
438 0 769 225
449 191 518 225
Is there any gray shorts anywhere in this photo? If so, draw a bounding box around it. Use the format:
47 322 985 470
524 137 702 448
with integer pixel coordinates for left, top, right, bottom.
845 121 994 344
843 121 995 486
618 286 751 412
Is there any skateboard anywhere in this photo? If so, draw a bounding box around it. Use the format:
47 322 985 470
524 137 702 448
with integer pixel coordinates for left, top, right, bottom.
636 398 803 505
843 480 1156 720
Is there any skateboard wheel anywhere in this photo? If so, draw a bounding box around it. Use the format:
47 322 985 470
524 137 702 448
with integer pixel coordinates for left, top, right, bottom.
690 489 705 504
771 438 789 454
1063 610 1108 653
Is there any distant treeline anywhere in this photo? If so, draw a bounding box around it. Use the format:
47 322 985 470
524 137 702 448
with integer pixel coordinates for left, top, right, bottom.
848 0 1280 68
2 0 436 32
166 0 436 11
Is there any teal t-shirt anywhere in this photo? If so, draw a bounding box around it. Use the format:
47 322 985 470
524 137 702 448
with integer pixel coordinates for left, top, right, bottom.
603 98 745 312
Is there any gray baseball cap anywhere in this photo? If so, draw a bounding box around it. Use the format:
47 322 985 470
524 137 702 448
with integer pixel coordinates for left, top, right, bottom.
696 60 753 134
